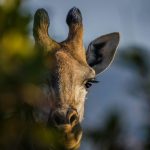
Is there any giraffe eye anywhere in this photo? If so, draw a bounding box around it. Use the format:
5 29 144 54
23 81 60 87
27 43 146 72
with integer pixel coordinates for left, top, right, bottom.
84 78 99 89
85 81 92 89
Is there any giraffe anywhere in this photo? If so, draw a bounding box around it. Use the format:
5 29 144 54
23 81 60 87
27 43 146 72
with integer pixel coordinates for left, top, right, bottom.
32 7 120 150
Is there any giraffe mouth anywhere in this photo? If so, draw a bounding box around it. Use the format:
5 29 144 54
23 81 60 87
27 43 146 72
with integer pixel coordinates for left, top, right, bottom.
63 123 82 149
47 121 82 149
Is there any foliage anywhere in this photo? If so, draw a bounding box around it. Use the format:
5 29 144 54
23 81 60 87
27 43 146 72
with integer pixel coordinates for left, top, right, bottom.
0 0 48 149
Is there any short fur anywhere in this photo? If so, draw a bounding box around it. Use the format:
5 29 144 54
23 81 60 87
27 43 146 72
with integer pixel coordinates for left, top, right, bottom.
31 7 120 150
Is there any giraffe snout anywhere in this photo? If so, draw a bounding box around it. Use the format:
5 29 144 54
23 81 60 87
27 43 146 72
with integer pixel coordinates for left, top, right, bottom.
50 108 79 127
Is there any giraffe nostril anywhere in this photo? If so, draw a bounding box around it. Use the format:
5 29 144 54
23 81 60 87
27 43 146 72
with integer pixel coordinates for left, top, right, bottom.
67 109 79 125
51 108 79 126
69 114 78 124
53 113 65 126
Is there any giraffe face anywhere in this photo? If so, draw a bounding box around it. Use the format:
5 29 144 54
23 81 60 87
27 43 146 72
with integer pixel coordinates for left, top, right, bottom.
32 7 120 150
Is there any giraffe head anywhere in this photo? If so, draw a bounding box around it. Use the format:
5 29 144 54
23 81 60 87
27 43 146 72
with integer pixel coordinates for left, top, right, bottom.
33 7 120 149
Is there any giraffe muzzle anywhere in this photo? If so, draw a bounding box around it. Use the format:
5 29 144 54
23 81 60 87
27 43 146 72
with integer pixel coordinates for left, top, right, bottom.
49 108 79 128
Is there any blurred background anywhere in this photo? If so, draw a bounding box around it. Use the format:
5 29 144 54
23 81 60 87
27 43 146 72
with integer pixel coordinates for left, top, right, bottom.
0 0 150 150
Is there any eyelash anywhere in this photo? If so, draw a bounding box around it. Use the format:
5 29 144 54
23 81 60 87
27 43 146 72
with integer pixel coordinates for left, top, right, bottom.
84 78 99 89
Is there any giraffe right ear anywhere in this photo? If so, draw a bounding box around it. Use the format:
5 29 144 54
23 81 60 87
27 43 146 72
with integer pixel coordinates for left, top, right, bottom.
86 32 120 75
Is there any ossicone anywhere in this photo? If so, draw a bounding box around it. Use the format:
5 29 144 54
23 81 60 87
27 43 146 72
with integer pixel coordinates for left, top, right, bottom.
33 8 59 52
66 7 82 26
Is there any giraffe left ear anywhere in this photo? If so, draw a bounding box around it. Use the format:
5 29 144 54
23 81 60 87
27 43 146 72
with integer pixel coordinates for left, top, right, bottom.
86 32 120 75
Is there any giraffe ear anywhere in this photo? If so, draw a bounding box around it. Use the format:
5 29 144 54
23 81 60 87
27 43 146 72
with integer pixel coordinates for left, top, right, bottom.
86 32 120 75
